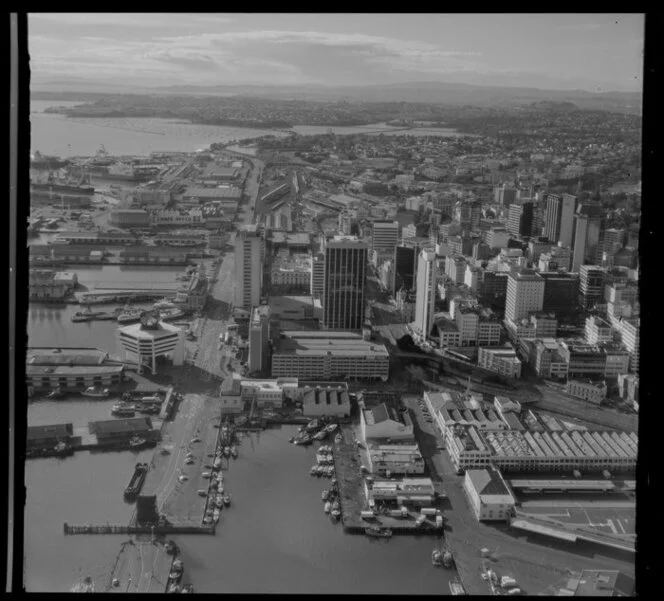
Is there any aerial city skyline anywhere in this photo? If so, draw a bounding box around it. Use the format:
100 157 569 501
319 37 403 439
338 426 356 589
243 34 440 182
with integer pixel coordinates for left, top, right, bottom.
20 12 643 596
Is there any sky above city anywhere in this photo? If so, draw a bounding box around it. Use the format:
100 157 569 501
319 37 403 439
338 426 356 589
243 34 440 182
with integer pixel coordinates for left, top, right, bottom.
29 13 645 92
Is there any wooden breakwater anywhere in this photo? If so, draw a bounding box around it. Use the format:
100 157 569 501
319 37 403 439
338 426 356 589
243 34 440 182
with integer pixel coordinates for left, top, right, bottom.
64 522 215 535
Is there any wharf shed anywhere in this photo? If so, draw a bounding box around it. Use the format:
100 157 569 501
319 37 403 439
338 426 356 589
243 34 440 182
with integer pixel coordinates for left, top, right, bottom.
301 385 351 418
27 423 74 449
88 417 155 442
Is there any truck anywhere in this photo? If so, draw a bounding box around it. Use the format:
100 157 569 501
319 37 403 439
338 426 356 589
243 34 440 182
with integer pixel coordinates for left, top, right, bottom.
420 508 438 516
360 511 376 520
501 576 518 589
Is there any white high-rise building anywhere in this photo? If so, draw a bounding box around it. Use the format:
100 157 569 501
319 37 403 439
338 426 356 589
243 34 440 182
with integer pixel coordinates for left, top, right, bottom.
505 269 545 323
234 225 263 310
414 249 437 338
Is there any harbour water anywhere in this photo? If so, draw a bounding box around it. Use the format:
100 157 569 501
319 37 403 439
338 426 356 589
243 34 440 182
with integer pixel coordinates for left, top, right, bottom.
30 100 468 158
24 417 455 593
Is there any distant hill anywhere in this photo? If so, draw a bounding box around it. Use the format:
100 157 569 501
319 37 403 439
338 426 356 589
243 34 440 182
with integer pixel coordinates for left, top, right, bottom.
30 79 641 115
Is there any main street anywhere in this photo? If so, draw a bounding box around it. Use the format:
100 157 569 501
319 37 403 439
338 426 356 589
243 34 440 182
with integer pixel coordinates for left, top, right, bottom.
184 151 263 382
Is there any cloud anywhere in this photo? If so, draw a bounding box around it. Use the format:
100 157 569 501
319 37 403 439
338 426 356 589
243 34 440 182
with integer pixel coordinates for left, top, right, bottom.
29 13 235 27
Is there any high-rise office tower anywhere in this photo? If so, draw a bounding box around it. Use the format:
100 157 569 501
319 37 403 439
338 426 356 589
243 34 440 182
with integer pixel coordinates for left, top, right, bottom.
571 203 605 272
414 249 437 337
310 253 325 298
505 269 545 322
456 200 482 234
507 202 534 237
544 193 577 246
392 245 417 294
248 305 270 373
494 184 517 206
371 220 400 253
558 194 577 247
338 211 352 235
579 265 606 309
234 225 263 310
323 236 367 330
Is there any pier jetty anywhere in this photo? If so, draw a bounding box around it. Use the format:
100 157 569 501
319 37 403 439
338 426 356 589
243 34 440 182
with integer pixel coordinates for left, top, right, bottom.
334 425 445 536
64 522 215 535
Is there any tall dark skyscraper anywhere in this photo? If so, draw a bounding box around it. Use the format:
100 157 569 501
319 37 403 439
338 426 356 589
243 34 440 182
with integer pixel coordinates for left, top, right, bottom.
323 236 368 330
392 245 417 294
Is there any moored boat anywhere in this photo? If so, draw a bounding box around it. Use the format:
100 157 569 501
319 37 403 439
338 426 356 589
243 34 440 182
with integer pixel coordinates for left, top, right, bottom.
432 549 443 566
442 549 454 568
47 387 66 399
223 494 231 506
322 489 328 501
82 386 109 398
111 403 135 417
223 446 231 457
365 526 393 538
305 419 320 432
324 423 338 433
230 445 238 458
124 462 149 500
310 466 318 476
324 501 331 513
449 578 466 595
313 430 327 440
331 509 341 520
129 436 148 449
117 307 143 323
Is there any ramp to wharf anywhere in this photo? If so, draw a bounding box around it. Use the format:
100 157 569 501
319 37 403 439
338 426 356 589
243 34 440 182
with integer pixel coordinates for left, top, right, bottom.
106 540 174 593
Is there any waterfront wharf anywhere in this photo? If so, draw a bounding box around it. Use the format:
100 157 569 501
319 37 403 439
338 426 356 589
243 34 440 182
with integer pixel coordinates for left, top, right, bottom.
76 289 177 305
333 425 445 536
64 522 215 535
106 540 174 594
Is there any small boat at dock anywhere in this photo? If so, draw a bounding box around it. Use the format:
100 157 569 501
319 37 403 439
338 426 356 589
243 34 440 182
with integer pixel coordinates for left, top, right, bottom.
230 445 238 458
432 549 443 567
47 387 66 399
322 490 329 501
324 501 331 513
310 466 318 476
305 419 320 433
117 306 143 323
111 403 135 417
129 436 148 449
324 423 338 433
331 509 341 520
82 386 109 398
442 549 454 568
124 462 149 501
223 446 231 457
223 494 231 506
313 430 327 440
365 526 393 538
449 578 466 595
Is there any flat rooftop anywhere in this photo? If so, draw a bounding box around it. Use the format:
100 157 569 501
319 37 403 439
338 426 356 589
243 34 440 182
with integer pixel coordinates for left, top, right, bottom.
275 331 388 357
27 347 108 366
117 321 183 339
